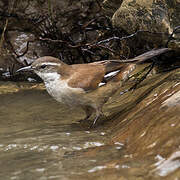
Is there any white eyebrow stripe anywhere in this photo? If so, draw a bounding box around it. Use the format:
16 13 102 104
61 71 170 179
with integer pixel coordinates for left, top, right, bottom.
41 62 61 66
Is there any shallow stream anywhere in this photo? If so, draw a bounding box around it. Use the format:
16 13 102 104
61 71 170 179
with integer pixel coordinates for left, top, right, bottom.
0 69 180 180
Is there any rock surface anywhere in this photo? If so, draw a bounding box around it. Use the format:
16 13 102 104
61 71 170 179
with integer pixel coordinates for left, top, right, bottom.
108 0 180 48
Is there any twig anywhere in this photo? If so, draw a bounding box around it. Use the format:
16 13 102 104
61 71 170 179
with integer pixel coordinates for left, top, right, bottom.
0 19 8 51
39 37 81 48
16 41 34 58
94 30 168 46
129 62 155 91
128 64 153 79
119 63 155 96
97 44 115 53
166 25 180 47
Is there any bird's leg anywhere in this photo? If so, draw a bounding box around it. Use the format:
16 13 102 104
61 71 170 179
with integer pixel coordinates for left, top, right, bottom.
80 106 105 128
78 106 94 123
90 107 104 128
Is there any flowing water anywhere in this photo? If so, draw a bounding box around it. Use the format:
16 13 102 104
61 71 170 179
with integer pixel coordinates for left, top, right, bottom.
0 69 180 180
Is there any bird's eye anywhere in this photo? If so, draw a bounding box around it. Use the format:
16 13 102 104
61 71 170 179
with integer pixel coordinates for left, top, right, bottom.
40 64 47 69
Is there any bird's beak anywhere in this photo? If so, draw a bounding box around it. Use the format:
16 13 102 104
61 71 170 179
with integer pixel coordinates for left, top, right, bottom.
16 66 32 73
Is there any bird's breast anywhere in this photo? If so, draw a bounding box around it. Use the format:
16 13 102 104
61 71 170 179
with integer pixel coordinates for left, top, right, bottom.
44 79 86 106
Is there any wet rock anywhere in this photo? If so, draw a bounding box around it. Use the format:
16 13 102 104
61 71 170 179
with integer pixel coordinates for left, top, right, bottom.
72 68 180 179
104 69 180 176
7 31 48 64
111 0 171 46
168 39 180 52
102 0 180 51
102 0 123 16
166 0 180 29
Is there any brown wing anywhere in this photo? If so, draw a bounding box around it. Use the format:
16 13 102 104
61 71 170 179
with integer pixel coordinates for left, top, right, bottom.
68 64 106 92
68 48 170 91
91 60 125 74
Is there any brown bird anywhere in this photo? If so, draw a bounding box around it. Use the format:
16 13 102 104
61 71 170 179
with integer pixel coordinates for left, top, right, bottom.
17 48 169 127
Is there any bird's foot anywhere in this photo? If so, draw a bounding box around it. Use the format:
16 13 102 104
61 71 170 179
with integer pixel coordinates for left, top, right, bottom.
89 114 107 129
77 116 91 123
78 112 107 129
77 117 94 129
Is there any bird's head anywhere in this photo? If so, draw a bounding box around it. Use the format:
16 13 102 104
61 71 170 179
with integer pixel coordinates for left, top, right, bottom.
17 56 67 82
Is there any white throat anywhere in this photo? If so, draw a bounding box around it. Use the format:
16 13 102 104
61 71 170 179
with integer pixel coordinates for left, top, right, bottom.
40 72 85 106
35 71 61 83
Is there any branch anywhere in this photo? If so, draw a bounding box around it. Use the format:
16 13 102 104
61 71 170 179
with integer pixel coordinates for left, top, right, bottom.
39 37 81 48
166 25 180 47
16 41 34 58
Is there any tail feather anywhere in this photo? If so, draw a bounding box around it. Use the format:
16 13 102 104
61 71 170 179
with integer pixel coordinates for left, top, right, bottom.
103 48 170 83
93 48 170 74
129 48 170 64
